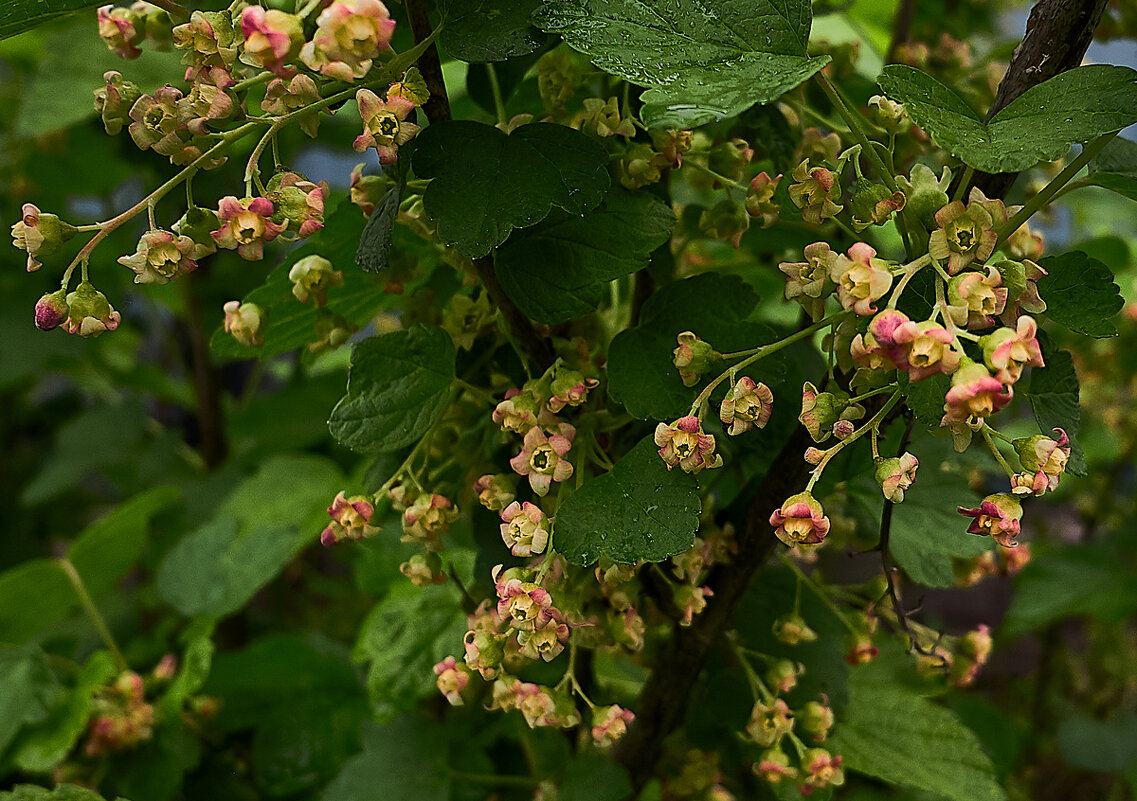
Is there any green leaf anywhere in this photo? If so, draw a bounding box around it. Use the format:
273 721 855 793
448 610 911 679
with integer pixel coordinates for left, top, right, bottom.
0 786 121 801
0 646 56 757
205 635 368 796
829 662 1007 801
534 0 830 128
353 584 467 718
1002 543 1137 637
1025 344 1086 476
1037 250 1124 338
323 716 450 801
412 120 610 258
11 651 116 773
0 562 76 645
555 437 701 566
355 183 404 274
0 1 100 40
559 754 632 801
898 372 950 429
877 64 1137 172
607 273 772 420
1084 172 1137 202
156 455 342 619
1089 134 1137 175
210 202 391 360
328 324 456 454
157 621 215 718
441 0 545 62
494 189 676 323
1057 713 1137 773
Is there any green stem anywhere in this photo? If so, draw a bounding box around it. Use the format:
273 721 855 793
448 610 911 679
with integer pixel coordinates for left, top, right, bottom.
58 559 128 672
685 159 749 192
981 427 1018 478
814 72 898 193
997 132 1118 244
777 555 860 635
485 62 508 126
886 254 931 309
849 383 898 405
952 166 975 202
231 70 274 94
806 390 903 492
984 423 1014 443
727 635 774 703
831 216 862 242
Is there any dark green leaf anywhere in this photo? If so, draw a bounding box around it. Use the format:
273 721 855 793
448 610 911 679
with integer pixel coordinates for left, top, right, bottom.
829 661 1007 801
1057 713 1137 773
1089 135 1137 175
559 754 632 801
555 437 701 566
323 716 450 801
156 456 342 619
356 183 403 274
0 647 56 756
328 324 456 454
534 0 830 128
877 65 1137 172
11 651 115 773
494 189 676 323
0 0 100 40
0 562 76 645
1025 344 1086 476
441 0 544 62
1037 250 1124 338
0 786 121 801
353 584 467 718
898 372 950 429
412 120 610 258
607 273 771 420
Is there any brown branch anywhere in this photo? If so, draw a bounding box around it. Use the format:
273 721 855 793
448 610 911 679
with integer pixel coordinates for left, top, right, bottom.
885 0 918 64
613 427 813 795
405 0 553 371
181 273 227 469
971 0 1110 198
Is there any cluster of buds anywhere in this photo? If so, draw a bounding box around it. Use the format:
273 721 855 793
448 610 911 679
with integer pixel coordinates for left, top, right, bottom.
84 671 156 757
97 2 171 60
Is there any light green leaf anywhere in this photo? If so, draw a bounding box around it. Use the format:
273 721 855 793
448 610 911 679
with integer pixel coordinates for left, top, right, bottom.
607 273 774 420
1037 250 1124 338
11 651 115 773
1084 172 1137 202
534 0 830 128
328 324 456 454
440 0 545 62
1025 343 1086 476
494 189 676 323
877 64 1137 172
322 716 450 801
555 437 701 566
829 661 1007 801
156 456 342 619
412 120 610 258
353 584 467 718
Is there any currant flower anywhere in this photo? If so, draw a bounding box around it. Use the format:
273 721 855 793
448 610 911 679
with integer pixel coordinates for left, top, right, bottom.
769 491 831 548
829 242 893 316
779 242 838 321
958 493 1023 548
118 229 198 285
654 416 723 473
788 160 843 224
499 501 550 557
300 0 397 82
745 698 794 747
222 300 265 347
929 198 998 275
591 705 635 748
719 377 774 435
946 266 1008 329
10 203 76 272
63 282 121 337
289 255 344 306
320 491 378 545
353 90 420 164
238 7 303 77
509 425 575 496
980 315 1044 384
873 452 919 503
211 196 287 261
940 360 1012 427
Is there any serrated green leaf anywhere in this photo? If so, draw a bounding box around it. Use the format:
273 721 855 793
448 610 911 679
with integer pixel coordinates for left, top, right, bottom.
494 189 676 323
440 0 545 62
877 64 1137 172
353 585 466 718
607 273 773 420
413 120 610 258
0 646 57 757
555 437 701 566
534 0 829 128
323 716 450 801
328 324 456 454
1025 344 1086 476
0 1 99 40
11 651 115 773
898 372 950 429
210 202 392 360
355 183 404 274
829 662 1007 801
156 456 342 619
1036 250 1124 338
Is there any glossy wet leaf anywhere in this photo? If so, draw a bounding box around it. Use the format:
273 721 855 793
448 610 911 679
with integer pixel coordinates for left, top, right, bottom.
440 0 545 62
877 64 1137 172
0 0 101 40
1025 343 1086 476
328 324 456 454
555 437 701 566
413 120 610 258
534 0 829 128
495 189 676 323
1036 250 1124 339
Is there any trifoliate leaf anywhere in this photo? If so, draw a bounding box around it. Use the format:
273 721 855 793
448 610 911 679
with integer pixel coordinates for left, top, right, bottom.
413 121 610 258
1037 250 1124 339
829 660 1007 801
877 64 1137 172
328 324 456 454
555 437 701 566
534 0 830 128
494 189 676 323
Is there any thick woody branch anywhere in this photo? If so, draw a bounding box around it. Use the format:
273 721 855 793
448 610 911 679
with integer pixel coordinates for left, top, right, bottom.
613 427 814 795
404 0 553 371
970 0 1110 198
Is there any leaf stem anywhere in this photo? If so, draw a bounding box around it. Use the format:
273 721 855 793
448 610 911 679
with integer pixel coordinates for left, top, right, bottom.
805 390 903 492
58 558 128 672
814 72 898 192
776 555 860 635
485 62 508 126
